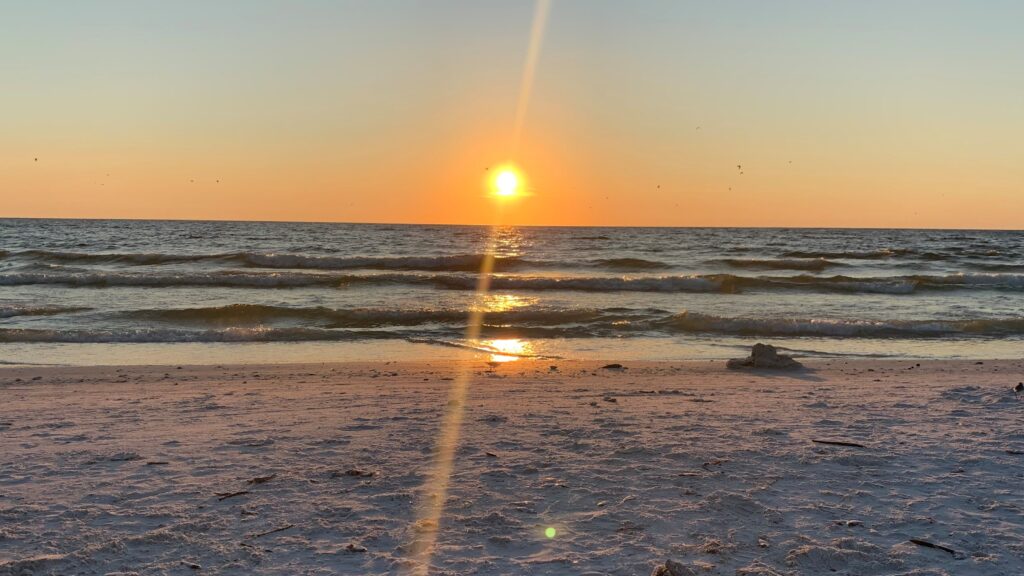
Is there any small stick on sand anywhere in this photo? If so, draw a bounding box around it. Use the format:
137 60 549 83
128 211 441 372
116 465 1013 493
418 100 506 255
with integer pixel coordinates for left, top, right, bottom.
247 474 277 484
909 538 956 556
248 523 295 539
216 490 251 501
812 439 866 448
145 461 170 466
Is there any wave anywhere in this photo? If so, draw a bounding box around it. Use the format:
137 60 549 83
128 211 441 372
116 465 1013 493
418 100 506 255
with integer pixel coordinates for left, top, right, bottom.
591 257 671 270
240 253 510 272
4 249 509 271
777 248 956 261
6 250 232 266
125 304 649 328
712 258 842 271
0 326 395 343
3 269 1024 294
660 312 1024 338
968 262 1024 273
1 249 673 273
4 310 1022 342
0 304 90 319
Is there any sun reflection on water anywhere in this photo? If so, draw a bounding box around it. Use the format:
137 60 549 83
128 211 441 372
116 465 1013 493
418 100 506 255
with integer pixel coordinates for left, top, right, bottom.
481 338 533 362
477 293 535 313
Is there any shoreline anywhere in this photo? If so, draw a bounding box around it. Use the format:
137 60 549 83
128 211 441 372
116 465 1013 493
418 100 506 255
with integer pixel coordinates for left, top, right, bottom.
2 337 1022 369
2 359 1022 574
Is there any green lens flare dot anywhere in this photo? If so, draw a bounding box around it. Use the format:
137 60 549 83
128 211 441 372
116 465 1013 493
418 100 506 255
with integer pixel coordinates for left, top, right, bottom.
545 527 557 539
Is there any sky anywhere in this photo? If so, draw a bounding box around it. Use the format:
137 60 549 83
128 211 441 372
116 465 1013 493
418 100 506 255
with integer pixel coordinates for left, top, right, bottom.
2 0 1023 228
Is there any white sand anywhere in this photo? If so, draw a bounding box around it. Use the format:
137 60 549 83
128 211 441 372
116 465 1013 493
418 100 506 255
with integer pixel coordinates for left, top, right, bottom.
0 359 1022 575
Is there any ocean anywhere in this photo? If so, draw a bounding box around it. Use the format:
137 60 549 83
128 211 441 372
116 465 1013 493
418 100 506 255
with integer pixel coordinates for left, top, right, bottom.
1 218 1022 365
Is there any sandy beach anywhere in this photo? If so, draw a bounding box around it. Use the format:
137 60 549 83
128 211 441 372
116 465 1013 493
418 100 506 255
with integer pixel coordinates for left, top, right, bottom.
0 359 1021 575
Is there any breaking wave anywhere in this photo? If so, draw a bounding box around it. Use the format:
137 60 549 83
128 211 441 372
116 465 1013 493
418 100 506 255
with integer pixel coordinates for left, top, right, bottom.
126 304 649 329
0 250 674 273
0 304 90 319
2 308 1022 342
3 269 1022 294
712 258 843 271
660 312 1024 338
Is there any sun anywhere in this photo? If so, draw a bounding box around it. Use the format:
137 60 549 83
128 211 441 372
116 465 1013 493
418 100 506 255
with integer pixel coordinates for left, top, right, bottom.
495 170 519 196
488 164 526 198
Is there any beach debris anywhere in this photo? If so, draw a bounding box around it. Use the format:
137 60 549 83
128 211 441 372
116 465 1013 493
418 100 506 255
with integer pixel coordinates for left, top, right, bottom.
1014 382 1023 396
812 439 866 448
617 520 644 533
181 560 202 570
346 543 367 553
1006 449 1023 455
727 343 802 370
247 474 277 485
701 459 728 471
651 559 699 576
601 363 626 370
145 461 170 466
909 538 957 556
331 469 374 478
602 396 618 403
485 452 498 458
248 524 295 539
215 490 251 501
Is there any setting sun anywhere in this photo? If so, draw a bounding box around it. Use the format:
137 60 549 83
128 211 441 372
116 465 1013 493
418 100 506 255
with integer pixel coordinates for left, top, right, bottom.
490 166 525 198
496 171 518 196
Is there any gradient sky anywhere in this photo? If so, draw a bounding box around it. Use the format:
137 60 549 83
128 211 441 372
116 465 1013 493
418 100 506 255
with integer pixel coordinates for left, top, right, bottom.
2 0 1022 228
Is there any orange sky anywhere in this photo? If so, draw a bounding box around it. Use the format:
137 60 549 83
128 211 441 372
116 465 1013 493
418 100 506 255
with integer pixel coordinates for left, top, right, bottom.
2 1 1022 229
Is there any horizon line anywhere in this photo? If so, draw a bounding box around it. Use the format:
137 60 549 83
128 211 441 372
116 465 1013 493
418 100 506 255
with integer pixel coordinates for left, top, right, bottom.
2 215 1024 230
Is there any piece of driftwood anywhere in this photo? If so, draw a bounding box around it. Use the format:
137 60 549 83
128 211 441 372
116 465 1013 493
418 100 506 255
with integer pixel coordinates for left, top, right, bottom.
909 539 956 556
145 461 170 466
216 490 251 501
247 474 277 485
812 439 866 448
249 524 295 539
